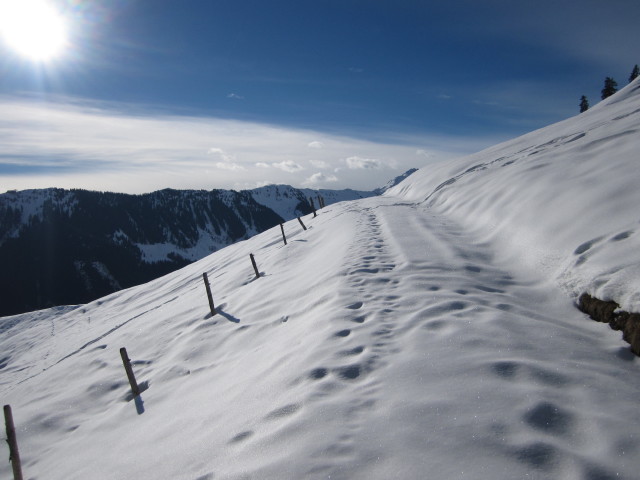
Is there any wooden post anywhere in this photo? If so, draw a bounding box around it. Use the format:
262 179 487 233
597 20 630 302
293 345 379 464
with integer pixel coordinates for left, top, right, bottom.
4 405 24 480
202 272 216 316
120 347 141 397
249 253 260 278
309 197 317 217
279 223 287 245
297 216 307 231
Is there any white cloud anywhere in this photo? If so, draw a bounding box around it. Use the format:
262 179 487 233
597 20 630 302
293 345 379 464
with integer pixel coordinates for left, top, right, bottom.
208 147 235 163
308 141 324 149
303 172 338 186
209 147 245 170
227 93 245 100
272 160 303 173
215 162 245 171
0 94 494 193
309 159 331 169
416 149 433 158
346 156 382 170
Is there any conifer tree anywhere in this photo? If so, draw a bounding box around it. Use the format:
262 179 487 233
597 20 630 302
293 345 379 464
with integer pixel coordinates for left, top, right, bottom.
579 95 589 113
601 77 618 100
629 64 639 83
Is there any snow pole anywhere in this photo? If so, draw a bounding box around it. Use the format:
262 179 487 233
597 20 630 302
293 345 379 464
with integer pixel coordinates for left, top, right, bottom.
249 253 260 279
120 348 141 397
297 216 307 231
202 272 216 316
279 223 288 245
4 405 24 480
309 197 317 217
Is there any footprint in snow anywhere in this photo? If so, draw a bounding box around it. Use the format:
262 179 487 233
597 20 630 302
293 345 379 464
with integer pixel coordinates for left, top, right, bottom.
573 236 604 255
229 430 254 444
491 360 519 379
611 230 633 242
339 345 365 357
309 368 328 380
335 364 362 380
512 441 558 471
265 403 301 421
523 402 574 436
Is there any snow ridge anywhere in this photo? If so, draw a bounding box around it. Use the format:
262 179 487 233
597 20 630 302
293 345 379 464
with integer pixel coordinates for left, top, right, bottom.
390 77 640 311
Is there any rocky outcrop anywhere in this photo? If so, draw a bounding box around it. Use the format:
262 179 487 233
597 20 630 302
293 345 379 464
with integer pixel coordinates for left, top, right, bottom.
578 293 640 356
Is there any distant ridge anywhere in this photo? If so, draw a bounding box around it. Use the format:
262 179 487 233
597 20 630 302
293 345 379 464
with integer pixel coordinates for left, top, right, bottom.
374 167 418 194
0 175 415 316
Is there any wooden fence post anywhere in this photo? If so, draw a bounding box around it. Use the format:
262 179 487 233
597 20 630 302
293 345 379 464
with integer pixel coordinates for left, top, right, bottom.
249 253 260 279
309 198 317 217
120 347 141 397
297 216 307 231
4 405 24 480
279 223 287 245
202 272 216 316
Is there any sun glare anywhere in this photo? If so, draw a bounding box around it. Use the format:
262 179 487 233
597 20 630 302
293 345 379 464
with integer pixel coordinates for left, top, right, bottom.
0 0 68 61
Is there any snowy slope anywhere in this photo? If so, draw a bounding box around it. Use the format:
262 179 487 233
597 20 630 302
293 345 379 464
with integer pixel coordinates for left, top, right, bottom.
374 167 418 194
249 184 376 220
2 82 640 480
390 78 640 312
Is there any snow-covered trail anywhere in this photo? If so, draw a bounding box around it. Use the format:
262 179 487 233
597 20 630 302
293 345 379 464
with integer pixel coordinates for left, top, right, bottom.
301 197 640 479
1 196 639 480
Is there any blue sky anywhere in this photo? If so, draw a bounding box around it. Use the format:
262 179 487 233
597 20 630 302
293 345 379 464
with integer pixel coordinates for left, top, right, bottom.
1 0 639 193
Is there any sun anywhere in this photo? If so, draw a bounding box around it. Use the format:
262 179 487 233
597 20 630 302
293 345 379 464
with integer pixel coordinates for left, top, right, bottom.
0 0 68 62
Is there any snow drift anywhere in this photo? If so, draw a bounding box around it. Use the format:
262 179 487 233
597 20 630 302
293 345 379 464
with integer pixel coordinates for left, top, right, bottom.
390 78 640 313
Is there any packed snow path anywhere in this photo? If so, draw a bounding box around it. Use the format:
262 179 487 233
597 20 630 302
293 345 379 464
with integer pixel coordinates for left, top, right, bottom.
1 197 639 480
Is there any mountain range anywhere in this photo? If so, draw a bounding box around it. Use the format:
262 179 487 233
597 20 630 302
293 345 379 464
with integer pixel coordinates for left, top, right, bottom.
0 177 412 316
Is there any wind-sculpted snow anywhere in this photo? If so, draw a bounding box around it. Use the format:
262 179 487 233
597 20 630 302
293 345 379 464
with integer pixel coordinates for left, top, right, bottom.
390 78 640 313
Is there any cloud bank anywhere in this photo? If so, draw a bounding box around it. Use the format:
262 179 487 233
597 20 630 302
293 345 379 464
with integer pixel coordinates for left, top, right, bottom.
0 95 496 193
346 156 383 170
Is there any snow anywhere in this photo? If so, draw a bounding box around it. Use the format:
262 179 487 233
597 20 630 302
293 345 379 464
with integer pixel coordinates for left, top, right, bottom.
2 80 640 479
0 188 78 243
249 184 309 220
389 79 640 312
135 228 229 263
250 184 375 221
